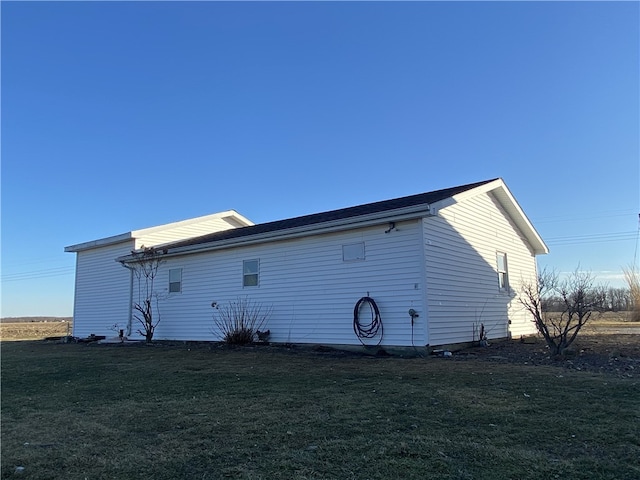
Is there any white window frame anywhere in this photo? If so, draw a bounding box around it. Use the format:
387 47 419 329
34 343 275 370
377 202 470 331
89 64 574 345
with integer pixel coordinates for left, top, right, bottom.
243 259 259 287
496 252 509 292
169 268 182 293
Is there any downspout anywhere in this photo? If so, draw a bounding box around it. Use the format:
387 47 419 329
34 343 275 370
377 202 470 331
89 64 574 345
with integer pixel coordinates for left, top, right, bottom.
120 261 134 337
418 217 431 347
71 255 80 337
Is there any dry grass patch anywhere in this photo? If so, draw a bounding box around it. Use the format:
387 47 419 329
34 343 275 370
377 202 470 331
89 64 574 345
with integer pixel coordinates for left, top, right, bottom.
0 322 71 341
1 341 639 479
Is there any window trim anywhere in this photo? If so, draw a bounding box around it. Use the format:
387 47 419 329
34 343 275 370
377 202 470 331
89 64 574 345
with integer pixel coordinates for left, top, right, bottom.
243 259 259 287
169 268 182 293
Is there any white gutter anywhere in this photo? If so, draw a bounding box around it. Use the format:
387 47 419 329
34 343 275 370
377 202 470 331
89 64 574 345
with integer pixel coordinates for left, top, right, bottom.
120 263 135 337
64 232 133 252
117 203 435 263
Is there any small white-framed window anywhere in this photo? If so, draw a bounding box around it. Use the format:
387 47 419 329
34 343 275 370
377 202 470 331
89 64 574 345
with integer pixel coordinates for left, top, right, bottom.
169 268 182 293
342 242 365 262
496 252 509 291
243 259 259 287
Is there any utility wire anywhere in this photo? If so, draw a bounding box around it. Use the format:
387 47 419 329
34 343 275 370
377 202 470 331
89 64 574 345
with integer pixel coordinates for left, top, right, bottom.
1 256 71 268
545 230 636 241
545 231 636 246
2 266 75 282
533 211 636 224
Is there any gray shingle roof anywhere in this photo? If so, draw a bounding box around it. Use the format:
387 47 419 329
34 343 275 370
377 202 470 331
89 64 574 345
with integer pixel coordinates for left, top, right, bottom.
161 179 497 251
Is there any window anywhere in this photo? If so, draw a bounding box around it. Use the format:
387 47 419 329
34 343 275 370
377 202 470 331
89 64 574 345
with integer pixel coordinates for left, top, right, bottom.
243 259 259 287
496 253 508 291
169 268 182 293
342 242 365 262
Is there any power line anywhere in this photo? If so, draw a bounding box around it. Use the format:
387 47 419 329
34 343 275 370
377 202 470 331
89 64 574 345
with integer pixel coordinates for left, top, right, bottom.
1 256 71 268
1 266 75 282
548 239 635 247
547 237 636 246
534 212 636 225
547 230 636 241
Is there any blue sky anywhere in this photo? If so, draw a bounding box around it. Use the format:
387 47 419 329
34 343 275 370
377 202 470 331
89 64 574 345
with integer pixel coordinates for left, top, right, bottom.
2 1 638 317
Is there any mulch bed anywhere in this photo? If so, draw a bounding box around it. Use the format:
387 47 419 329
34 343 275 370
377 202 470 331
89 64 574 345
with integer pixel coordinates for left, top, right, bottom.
454 333 640 378
64 327 640 378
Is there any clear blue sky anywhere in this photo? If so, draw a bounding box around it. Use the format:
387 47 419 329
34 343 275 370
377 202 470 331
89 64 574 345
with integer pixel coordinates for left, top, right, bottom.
2 2 638 317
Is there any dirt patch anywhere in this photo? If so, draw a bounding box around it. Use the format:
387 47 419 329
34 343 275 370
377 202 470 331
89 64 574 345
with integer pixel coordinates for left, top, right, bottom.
85 332 640 378
454 332 640 378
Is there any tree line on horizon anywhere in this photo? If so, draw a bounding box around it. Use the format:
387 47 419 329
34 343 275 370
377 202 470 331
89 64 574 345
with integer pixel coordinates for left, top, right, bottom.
542 285 636 314
0 316 73 324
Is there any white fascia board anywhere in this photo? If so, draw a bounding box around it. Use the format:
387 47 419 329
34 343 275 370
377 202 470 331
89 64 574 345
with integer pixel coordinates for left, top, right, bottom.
430 178 549 255
66 210 254 254
130 210 254 237
117 204 434 263
223 210 254 227
64 232 133 252
489 184 549 255
424 180 505 214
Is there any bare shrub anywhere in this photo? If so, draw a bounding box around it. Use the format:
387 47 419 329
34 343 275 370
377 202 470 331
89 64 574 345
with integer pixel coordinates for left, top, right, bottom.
520 268 600 356
212 297 272 345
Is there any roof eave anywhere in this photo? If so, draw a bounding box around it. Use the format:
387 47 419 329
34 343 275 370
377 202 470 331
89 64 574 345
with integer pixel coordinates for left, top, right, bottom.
490 183 549 255
428 179 548 255
459 178 548 255
117 203 435 263
64 232 134 253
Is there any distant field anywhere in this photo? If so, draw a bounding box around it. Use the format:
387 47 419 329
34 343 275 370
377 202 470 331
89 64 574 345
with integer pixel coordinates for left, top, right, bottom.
0 312 635 341
0 321 72 340
0 316 73 324
582 311 635 323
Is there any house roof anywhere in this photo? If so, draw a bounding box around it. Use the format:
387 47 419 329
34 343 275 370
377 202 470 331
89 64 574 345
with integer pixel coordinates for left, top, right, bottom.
145 179 495 253
117 178 547 262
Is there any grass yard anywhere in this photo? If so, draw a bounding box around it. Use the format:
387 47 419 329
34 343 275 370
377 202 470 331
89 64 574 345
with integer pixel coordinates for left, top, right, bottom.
1 341 639 480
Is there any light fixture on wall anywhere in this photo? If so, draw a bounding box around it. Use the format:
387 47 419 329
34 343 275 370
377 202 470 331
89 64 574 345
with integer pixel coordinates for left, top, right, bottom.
385 222 396 234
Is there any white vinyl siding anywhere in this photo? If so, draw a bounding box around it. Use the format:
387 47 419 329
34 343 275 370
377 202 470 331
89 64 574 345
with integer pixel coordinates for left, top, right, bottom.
423 191 538 346
144 220 426 346
71 240 134 338
135 216 244 248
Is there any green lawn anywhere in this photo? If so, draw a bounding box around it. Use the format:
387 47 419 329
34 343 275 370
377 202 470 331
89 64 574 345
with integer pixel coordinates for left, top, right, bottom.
1 341 638 480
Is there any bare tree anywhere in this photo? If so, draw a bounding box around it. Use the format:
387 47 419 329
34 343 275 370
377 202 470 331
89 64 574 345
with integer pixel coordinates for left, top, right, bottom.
123 247 164 343
520 268 600 356
608 287 631 312
590 284 609 311
623 265 640 321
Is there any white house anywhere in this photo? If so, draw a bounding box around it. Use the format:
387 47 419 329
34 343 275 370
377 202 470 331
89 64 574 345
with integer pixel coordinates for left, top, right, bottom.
65 178 548 349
